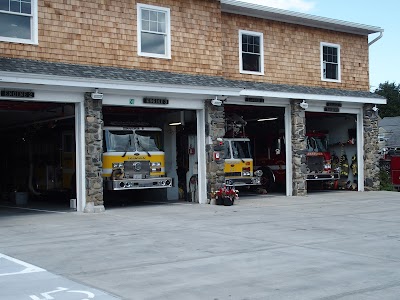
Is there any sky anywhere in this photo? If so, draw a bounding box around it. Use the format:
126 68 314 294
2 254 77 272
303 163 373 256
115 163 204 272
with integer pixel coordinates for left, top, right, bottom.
240 0 399 91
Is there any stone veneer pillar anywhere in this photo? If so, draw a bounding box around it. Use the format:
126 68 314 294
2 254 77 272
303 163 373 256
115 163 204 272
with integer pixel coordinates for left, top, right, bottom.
205 101 226 200
291 100 308 196
363 104 380 190
84 93 105 213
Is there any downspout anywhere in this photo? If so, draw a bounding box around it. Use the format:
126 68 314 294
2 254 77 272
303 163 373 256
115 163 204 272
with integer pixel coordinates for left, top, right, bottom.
368 31 383 46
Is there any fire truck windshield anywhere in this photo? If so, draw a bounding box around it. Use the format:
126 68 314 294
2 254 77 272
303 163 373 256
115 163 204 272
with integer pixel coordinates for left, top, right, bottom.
307 136 328 152
105 130 161 152
232 141 252 159
135 131 161 151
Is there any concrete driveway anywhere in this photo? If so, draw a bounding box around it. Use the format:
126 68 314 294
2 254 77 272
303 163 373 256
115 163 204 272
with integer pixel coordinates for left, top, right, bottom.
1 191 400 300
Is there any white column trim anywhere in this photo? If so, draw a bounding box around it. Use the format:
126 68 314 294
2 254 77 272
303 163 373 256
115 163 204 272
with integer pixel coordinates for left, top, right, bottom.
196 109 207 204
75 101 86 212
285 105 293 196
357 108 365 191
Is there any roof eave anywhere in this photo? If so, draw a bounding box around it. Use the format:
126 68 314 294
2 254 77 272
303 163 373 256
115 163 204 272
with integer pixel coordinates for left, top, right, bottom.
221 0 383 36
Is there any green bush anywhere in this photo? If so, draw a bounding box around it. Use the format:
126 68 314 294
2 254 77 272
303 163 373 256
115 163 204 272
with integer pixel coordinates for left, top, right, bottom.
379 169 394 191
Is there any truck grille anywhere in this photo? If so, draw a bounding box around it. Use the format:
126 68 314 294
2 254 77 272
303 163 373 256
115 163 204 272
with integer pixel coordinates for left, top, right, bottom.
307 156 324 173
225 172 242 177
124 161 150 179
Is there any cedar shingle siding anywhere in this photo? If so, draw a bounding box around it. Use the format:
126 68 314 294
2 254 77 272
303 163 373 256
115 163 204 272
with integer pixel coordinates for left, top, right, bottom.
0 0 369 91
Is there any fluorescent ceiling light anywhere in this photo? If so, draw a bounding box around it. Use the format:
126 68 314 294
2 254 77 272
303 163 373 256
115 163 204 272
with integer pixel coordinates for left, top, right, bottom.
169 122 182 126
257 117 278 122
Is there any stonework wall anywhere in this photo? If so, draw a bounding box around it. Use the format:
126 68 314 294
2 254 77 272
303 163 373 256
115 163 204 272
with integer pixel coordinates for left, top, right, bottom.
291 100 307 196
84 93 104 212
0 0 222 76
363 104 380 190
221 13 370 91
205 101 226 199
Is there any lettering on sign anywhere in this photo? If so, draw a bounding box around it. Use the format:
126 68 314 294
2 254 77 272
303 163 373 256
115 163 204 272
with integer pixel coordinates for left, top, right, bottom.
245 97 264 103
324 106 340 112
143 98 169 105
1 90 35 98
326 102 342 107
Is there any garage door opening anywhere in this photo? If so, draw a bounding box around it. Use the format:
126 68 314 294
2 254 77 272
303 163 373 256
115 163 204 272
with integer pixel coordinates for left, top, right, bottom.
306 112 358 192
0 100 76 212
102 106 198 207
224 105 287 196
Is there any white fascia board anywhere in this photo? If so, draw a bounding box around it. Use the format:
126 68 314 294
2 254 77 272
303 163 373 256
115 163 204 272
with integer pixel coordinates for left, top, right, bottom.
221 0 383 36
240 89 386 105
0 71 241 97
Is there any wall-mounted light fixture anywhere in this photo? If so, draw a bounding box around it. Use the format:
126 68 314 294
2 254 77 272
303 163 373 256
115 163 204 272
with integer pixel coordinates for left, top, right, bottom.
211 96 223 106
372 105 379 112
91 88 103 100
299 100 308 110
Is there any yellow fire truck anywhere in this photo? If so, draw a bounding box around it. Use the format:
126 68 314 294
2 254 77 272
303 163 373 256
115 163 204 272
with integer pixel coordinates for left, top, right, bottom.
221 113 262 187
223 137 263 187
102 126 172 190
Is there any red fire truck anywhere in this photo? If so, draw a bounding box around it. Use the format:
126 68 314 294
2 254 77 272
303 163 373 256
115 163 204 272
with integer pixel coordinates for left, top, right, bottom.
253 131 339 191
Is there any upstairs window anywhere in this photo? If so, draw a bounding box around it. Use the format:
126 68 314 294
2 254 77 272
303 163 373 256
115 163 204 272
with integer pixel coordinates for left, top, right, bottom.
137 3 171 59
321 42 341 82
0 0 38 44
239 30 264 75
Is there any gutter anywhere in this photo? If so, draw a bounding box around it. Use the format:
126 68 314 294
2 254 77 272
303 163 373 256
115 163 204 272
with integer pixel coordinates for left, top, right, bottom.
368 31 384 46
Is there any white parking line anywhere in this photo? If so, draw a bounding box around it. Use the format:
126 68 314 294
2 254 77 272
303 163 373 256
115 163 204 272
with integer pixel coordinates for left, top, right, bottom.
0 253 46 276
0 205 69 214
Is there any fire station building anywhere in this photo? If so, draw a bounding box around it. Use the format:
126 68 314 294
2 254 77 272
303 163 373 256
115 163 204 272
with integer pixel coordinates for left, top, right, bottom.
0 0 385 212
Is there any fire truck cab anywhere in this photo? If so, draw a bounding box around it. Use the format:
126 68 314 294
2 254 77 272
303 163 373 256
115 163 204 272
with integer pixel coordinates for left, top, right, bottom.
223 137 262 187
305 132 339 181
102 126 172 190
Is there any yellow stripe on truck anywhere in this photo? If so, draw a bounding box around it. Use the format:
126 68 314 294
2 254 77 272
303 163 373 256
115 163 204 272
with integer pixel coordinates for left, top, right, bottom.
224 159 254 173
102 152 166 177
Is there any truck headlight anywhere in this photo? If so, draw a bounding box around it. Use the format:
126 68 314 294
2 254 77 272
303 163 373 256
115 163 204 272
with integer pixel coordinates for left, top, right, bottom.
243 171 251 176
112 163 124 169
151 162 161 167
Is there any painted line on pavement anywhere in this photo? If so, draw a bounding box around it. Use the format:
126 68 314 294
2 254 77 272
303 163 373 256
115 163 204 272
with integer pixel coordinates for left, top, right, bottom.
0 253 46 276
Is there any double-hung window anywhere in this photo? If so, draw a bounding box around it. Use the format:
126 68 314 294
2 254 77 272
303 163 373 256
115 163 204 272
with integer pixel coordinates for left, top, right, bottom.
239 30 264 75
321 42 341 82
0 0 38 44
137 3 171 59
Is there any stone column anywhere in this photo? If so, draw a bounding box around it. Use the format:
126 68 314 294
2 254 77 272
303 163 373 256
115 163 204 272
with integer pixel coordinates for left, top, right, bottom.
205 101 226 200
84 93 105 213
363 104 380 190
291 100 308 196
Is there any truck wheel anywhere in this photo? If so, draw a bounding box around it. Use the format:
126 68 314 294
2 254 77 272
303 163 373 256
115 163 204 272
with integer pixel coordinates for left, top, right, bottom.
260 167 275 192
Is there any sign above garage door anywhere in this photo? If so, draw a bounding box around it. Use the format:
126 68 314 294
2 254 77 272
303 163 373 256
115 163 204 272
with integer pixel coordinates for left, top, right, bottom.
1 90 35 98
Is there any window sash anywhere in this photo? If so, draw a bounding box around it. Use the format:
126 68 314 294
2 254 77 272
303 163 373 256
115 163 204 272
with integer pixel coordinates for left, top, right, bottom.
0 0 36 43
137 3 170 59
239 30 264 75
0 0 32 15
321 42 340 82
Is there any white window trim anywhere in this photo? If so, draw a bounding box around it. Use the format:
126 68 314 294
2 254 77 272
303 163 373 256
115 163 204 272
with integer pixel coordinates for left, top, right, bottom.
137 3 171 59
239 30 264 76
0 0 38 45
320 42 341 83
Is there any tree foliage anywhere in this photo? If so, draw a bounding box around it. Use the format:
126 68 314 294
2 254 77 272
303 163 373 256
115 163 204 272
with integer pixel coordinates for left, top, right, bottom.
375 81 400 117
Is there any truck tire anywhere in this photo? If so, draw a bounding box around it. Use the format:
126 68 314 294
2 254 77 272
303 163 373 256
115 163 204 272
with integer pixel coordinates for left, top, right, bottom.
260 167 276 192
